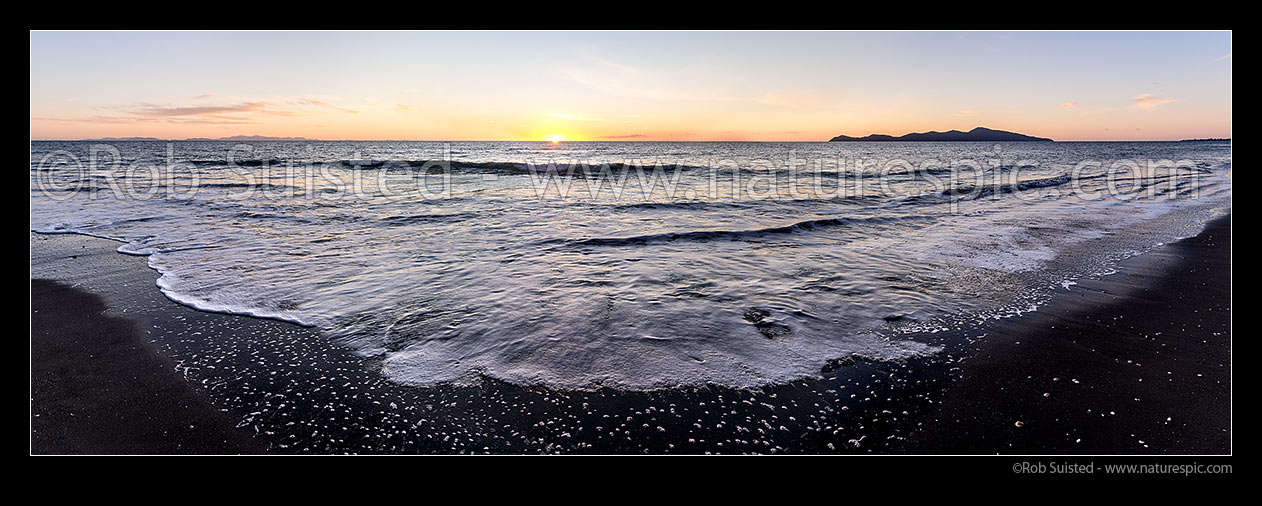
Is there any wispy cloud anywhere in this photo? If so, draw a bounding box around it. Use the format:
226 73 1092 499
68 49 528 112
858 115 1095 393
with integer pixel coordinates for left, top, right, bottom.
150 116 257 125
396 104 413 112
753 90 841 109
565 55 718 102
294 98 359 114
953 109 978 117
1060 101 1079 110
564 53 837 109
1130 93 1182 111
33 96 363 127
130 102 288 118
33 114 255 125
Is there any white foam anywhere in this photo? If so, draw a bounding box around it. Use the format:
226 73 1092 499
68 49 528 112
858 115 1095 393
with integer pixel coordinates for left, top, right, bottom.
29 141 1233 390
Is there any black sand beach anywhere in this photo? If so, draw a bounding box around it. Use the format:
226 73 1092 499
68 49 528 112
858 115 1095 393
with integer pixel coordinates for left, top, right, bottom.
896 214 1232 454
31 279 263 454
29 215 1231 455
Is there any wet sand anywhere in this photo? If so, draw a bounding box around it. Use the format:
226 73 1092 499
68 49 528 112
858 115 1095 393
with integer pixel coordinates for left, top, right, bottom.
896 214 1231 454
29 215 1231 454
31 279 263 454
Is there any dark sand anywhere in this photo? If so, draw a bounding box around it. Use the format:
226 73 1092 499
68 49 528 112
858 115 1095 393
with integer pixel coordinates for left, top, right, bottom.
29 215 1231 454
31 279 263 454
895 214 1232 454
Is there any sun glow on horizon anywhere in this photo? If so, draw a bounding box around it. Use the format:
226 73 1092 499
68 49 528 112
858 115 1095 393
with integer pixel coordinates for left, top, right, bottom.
28 32 1232 142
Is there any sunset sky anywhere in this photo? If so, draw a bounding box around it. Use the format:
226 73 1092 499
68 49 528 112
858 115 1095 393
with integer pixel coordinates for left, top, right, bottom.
30 31 1231 142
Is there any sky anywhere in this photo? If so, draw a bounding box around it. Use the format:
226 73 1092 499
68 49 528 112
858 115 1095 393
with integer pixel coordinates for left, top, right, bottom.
30 31 1231 142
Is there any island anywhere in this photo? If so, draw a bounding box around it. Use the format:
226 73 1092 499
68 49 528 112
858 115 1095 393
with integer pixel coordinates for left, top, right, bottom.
193 135 315 141
829 127 1054 142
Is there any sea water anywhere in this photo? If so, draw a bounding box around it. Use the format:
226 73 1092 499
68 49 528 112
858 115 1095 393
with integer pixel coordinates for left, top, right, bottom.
29 140 1232 389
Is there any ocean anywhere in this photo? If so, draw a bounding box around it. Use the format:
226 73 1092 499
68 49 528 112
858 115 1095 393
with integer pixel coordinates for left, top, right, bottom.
29 140 1232 391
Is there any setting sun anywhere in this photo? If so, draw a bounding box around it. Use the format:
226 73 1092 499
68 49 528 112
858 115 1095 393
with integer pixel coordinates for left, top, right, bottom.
546 134 565 143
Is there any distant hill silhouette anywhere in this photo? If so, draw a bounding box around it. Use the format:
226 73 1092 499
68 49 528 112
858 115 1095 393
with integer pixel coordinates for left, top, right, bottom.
829 127 1053 142
197 135 313 141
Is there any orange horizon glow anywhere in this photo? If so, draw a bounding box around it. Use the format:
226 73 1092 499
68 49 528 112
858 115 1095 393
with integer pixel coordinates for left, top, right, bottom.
30 32 1232 143
27 123 1233 143
28 101 1232 143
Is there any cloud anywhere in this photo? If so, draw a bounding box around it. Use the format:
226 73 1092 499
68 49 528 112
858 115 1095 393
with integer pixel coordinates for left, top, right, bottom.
953 109 978 117
1060 101 1079 110
396 104 413 112
33 114 254 125
130 102 284 118
194 92 217 99
150 116 257 125
36 96 361 126
753 91 839 109
565 58 714 102
1130 93 1182 111
565 53 832 108
294 98 359 114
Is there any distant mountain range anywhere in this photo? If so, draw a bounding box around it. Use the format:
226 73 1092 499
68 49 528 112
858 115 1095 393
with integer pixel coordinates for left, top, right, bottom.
829 127 1054 142
82 135 315 142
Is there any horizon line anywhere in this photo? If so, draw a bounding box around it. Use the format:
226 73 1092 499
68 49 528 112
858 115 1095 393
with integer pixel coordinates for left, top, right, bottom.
30 137 1231 143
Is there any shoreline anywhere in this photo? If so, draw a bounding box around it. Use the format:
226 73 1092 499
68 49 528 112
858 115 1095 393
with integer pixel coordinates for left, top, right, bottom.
31 279 265 454
30 215 1231 454
896 214 1232 453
